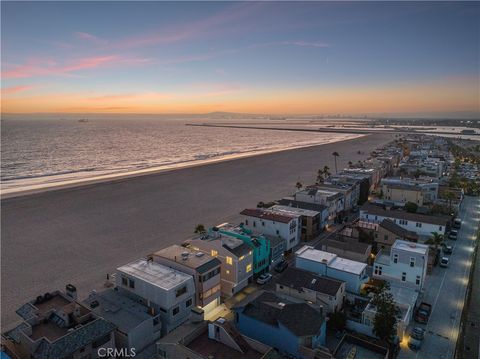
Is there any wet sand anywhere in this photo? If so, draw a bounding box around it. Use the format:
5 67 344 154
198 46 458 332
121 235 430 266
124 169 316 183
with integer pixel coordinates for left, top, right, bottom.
1 133 392 329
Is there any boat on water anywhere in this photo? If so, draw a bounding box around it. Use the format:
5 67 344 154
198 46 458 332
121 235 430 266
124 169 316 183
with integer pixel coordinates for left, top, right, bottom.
78 118 89 123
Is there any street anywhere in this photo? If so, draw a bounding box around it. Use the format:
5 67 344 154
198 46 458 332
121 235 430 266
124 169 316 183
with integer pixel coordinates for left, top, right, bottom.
398 196 480 359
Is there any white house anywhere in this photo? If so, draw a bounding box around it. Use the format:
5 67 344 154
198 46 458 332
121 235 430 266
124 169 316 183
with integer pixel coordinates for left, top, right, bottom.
116 258 195 335
294 188 344 220
359 203 449 240
240 208 301 252
373 240 429 290
295 245 368 294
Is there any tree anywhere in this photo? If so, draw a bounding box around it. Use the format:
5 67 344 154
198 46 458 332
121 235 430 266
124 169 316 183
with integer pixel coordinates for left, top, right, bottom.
316 169 324 184
372 282 400 345
348 161 353 168
404 202 418 213
332 152 340 174
194 224 206 234
444 191 455 213
323 165 331 179
426 231 444 254
295 181 303 191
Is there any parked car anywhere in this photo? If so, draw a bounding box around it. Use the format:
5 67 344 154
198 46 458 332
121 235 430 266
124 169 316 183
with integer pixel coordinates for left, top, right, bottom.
274 260 288 273
415 302 432 323
453 218 462 229
256 273 273 285
408 337 422 351
440 257 449 267
443 245 453 254
411 327 425 340
449 230 458 240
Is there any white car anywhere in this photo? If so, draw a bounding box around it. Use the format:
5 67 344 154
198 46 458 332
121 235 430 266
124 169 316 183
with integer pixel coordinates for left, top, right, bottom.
440 257 449 267
256 273 273 285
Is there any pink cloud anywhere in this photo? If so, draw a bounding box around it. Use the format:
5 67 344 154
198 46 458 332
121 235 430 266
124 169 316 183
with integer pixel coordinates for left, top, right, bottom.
1 85 35 94
74 31 98 40
2 55 151 79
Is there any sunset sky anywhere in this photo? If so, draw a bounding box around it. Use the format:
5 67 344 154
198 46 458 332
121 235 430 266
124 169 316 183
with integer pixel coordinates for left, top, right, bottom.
1 1 479 115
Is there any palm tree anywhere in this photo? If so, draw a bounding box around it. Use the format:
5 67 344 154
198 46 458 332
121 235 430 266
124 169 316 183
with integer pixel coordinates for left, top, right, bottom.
316 169 324 184
426 231 444 257
194 224 206 234
332 152 340 173
323 165 331 178
295 181 303 191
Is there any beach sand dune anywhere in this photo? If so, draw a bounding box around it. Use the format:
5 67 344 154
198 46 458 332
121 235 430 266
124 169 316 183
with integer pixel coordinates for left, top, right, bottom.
1 133 391 328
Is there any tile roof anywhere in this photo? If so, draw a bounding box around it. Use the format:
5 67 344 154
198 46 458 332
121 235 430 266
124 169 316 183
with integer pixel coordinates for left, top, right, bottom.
240 208 296 224
276 267 344 296
237 291 324 337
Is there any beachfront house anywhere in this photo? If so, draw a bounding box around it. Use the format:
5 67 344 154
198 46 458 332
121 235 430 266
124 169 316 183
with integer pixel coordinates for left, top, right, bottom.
215 222 271 275
359 202 449 240
294 188 344 221
150 245 222 315
83 288 161 358
295 245 368 294
116 258 195 335
278 198 329 231
310 183 359 212
3 286 116 359
270 204 323 241
373 240 429 290
240 208 301 253
232 291 327 359
189 228 254 297
276 267 346 314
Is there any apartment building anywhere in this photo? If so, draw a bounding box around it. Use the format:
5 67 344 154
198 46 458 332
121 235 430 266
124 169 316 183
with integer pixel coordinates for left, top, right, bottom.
381 177 439 206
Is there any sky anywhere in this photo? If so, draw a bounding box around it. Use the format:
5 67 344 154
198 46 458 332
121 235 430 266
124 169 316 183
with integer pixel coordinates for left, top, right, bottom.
1 1 479 116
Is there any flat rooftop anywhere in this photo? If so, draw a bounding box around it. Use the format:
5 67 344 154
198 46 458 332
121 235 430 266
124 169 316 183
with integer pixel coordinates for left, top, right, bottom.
296 246 336 265
117 258 192 290
329 257 367 275
152 244 219 271
393 240 428 255
270 205 320 217
83 289 153 333
296 246 366 275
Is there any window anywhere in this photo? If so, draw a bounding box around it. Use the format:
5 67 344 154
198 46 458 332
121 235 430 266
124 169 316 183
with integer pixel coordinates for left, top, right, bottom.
416 276 421 285
173 307 179 316
226 270 230 275
402 272 406 281
416 222 422 228
439 226 443 231
245 220 249 225
176 286 187 297
262 221 265 226
290 237 295 243
253 221 256 227
160 307 167 313
211 250 218 257
279 285 284 289
239 255 245 261
186 298 192 307
129 279 135 289
384 234 388 241
153 316 160 326
366 214 369 219
393 254 398 263
410 257 415 267
226 256 233 265
276 230 280 235
121 276 128 286
378 266 382 275
246 264 252 273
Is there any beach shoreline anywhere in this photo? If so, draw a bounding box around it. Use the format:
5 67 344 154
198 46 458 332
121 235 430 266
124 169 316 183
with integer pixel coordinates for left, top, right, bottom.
1 133 363 199
1 133 392 329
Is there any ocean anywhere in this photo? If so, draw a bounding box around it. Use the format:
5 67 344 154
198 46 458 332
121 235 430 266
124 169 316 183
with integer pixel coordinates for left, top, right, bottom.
1 116 362 194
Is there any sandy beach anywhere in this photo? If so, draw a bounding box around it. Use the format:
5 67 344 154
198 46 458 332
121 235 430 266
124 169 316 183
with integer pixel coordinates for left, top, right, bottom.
0 133 392 329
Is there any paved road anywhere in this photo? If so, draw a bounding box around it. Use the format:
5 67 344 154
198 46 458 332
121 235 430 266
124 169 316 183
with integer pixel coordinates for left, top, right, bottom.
398 196 480 359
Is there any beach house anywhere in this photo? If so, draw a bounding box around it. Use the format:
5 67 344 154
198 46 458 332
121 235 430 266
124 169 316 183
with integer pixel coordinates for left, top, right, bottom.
150 245 222 315
189 228 254 296
295 246 368 294
116 258 195 335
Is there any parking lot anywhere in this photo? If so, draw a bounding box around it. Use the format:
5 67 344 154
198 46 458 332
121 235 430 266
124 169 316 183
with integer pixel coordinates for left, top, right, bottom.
398 196 480 359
